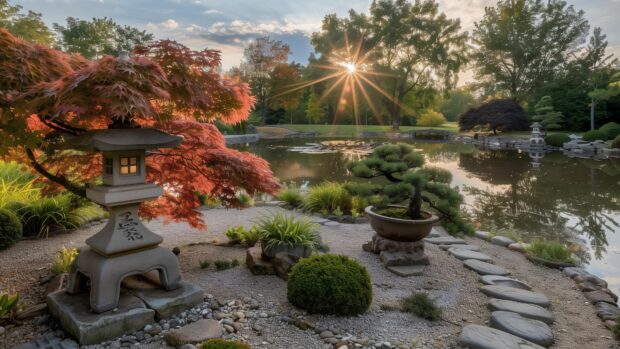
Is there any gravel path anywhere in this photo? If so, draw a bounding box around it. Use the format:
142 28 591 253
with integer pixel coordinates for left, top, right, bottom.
0 206 617 348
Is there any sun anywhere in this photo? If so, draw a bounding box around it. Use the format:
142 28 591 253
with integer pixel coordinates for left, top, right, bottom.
340 61 357 74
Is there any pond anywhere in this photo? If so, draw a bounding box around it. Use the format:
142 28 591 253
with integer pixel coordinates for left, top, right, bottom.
237 138 620 293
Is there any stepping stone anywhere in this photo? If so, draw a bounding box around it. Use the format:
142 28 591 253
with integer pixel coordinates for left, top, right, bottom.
563 267 591 279
490 236 515 247
386 265 425 277
479 275 532 290
474 231 492 240
439 244 480 251
448 248 493 262
459 324 545 349
490 311 554 347
424 237 467 245
427 231 441 238
464 259 510 276
595 302 620 321
480 286 550 308
584 290 617 305
164 319 223 346
324 221 340 227
488 299 554 324
508 242 528 253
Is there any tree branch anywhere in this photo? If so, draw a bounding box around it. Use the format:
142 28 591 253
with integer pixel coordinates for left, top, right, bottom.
25 148 87 198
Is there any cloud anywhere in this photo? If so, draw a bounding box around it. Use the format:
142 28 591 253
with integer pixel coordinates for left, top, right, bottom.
161 19 179 29
204 9 221 14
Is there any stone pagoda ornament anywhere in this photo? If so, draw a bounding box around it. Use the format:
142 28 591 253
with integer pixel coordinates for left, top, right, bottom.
47 125 203 344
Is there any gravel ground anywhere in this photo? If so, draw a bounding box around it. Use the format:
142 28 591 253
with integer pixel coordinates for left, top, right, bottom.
0 205 617 348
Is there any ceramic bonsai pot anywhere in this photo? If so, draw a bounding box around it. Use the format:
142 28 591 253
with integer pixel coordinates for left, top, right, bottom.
364 205 439 242
261 242 313 261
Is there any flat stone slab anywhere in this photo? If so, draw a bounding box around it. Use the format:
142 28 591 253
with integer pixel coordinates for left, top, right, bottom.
508 243 528 253
386 265 425 277
595 302 620 321
47 290 154 345
488 299 554 324
164 319 223 346
480 286 550 308
439 244 480 251
464 259 510 276
479 275 532 290
424 237 467 245
474 231 492 240
490 311 554 347
448 248 493 262
459 324 545 349
14 333 78 349
491 236 516 247
584 290 617 305
563 267 591 279
124 278 204 319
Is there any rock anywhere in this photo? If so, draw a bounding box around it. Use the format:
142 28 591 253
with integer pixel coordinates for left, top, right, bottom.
386 265 425 277
293 319 314 331
223 324 235 333
605 320 617 331
490 236 515 247
474 231 492 240
320 330 334 339
602 289 618 303
246 246 275 275
459 324 545 349
562 267 591 279
448 248 494 262
480 286 550 308
164 319 223 346
45 273 67 296
490 311 554 347
273 252 300 281
508 243 528 253
15 303 48 321
424 237 467 245
427 231 440 238
479 275 531 290
584 290 617 305
172 247 181 256
574 274 608 289
464 260 510 276
488 299 554 324
439 244 480 251
125 281 204 319
380 251 429 267
595 301 620 321
324 221 340 227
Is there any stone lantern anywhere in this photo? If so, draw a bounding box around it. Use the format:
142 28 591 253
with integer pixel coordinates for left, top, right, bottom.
48 127 203 344
529 122 545 148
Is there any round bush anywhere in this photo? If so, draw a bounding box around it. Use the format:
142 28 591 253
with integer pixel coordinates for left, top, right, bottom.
612 135 620 149
287 254 372 316
0 208 23 249
417 110 447 127
200 339 250 349
544 133 570 147
600 122 620 140
582 130 607 142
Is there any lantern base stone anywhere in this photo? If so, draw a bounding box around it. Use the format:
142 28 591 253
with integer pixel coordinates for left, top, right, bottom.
47 290 154 345
122 276 204 319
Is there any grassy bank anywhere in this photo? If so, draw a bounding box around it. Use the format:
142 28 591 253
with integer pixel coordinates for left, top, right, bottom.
285 123 459 137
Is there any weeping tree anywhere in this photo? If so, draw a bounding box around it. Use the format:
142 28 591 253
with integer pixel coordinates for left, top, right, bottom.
345 143 474 235
458 99 529 135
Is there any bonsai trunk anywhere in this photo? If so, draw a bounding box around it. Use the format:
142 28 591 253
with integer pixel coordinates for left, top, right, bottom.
407 189 422 219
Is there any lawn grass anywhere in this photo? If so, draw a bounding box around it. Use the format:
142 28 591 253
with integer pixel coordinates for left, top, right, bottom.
285 123 458 137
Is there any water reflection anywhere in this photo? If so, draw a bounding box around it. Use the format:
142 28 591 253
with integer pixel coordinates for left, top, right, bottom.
237 139 620 291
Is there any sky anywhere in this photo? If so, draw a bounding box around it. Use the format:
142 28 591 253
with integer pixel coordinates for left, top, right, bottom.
14 0 620 72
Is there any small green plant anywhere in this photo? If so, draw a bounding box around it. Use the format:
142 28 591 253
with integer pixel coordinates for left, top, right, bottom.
303 182 352 214
0 208 23 250
287 254 372 316
236 192 254 207
0 291 19 319
199 339 250 349
545 133 571 147
231 259 240 267
0 179 39 209
10 194 77 238
600 122 620 140
278 185 304 208
351 196 368 214
333 206 343 217
225 226 246 244
51 246 79 275
612 135 620 149
214 260 233 271
0 161 35 184
400 292 442 321
196 193 221 208
613 315 620 338
255 213 320 250
526 240 575 264
68 203 108 226
582 129 607 142
200 260 211 269
242 227 261 247
350 208 361 218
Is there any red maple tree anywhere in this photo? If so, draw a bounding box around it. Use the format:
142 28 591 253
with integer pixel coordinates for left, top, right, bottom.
0 29 279 228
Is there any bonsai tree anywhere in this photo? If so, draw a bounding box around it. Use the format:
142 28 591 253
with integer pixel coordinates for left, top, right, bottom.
532 96 564 133
458 99 529 135
345 143 473 235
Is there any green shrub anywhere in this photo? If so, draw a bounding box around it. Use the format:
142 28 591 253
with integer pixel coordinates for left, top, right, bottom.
0 291 19 319
582 129 607 142
278 185 304 208
0 179 39 209
196 193 221 208
303 182 352 214
225 226 246 244
10 194 77 238
232 259 240 267
0 208 22 249
0 161 35 184
68 203 108 226
255 213 320 250
417 110 447 127
287 254 372 316
215 260 233 271
526 240 575 264
400 293 442 321
612 135 620 149
600 122 620 140
613 316 620 338
241 227 261 247
200 260 210 269
51 246 79 275
200 339 250 349
237 192 254 207
545 133 571 147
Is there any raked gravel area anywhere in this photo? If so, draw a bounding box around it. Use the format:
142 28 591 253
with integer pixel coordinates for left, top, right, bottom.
0 206 618 348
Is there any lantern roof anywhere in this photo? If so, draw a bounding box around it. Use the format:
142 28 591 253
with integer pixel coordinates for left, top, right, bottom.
68 128 182 152
530 122 541 128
